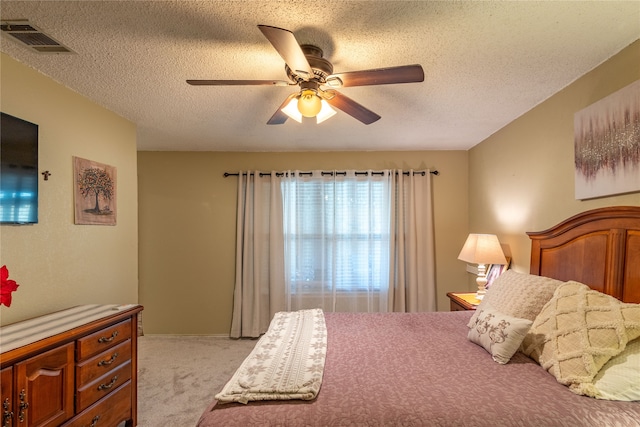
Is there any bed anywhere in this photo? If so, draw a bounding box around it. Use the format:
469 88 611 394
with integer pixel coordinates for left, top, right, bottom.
197 206 640 426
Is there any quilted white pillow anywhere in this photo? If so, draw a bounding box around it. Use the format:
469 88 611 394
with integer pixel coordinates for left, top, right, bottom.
468 304 533 364
521 281 640 397
468 270 563 328
592 337 640 401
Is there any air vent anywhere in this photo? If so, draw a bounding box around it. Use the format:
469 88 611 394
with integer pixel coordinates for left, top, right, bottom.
1 20 74 53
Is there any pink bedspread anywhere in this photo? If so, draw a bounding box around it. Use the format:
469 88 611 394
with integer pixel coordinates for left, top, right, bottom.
197 311 640 426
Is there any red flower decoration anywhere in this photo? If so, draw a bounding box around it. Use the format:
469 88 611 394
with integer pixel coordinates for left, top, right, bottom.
1 265 19 307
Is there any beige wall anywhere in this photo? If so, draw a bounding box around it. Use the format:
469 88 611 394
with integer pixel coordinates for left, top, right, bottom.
0 54 138 325
6 39 636 335
468 40 640 274
138 151 468 335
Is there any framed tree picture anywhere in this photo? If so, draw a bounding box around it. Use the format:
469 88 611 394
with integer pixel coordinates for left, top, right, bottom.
74 156 117 225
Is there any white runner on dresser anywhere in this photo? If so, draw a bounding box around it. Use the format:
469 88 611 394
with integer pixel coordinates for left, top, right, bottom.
0 304 137 352
215 308 327 404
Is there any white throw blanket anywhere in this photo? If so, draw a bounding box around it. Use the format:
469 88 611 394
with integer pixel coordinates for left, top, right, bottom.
215 309 327 404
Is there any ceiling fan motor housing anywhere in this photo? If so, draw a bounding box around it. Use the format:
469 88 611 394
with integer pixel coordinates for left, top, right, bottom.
286 44 333 83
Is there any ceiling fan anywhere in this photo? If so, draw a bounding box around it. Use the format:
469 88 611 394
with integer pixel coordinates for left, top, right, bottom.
186 25 424 125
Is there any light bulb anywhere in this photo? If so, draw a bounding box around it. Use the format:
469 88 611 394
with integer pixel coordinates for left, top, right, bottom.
297 90 322 117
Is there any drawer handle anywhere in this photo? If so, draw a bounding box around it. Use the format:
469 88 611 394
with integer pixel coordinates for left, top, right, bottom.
98 330 119 343
18 390 28 423
97 375 118 391
3 398 13 427
85 415 101 427
98 352 119 366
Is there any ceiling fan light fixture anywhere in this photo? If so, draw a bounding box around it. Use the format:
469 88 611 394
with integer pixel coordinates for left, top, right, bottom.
297 89 322 117
281 97 303 123
316 100 336 124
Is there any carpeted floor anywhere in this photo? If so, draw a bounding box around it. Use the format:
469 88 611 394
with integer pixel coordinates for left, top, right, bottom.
137 335 257 426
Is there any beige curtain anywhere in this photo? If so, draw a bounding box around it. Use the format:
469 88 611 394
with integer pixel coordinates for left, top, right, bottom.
388 170 436 312
229 172 285 338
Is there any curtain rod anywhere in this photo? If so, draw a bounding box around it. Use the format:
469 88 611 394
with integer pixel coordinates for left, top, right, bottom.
224 170 439 178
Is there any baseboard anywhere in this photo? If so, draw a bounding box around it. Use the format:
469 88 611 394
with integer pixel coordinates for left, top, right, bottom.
140 333 232 338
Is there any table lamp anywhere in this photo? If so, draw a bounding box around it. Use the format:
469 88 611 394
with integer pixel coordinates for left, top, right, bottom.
458 234 507 298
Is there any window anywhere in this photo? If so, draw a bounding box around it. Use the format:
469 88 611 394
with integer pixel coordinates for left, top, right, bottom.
282 173 391 295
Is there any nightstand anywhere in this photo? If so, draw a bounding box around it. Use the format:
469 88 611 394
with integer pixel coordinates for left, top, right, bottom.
447 292 481 311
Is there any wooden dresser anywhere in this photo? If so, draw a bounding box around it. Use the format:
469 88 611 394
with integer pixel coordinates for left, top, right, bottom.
0 304 143 427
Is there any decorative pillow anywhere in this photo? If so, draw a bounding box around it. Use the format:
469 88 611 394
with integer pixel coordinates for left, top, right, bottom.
468 270 563 328
520 281 640 397
468 304 533 364
592 338 640 401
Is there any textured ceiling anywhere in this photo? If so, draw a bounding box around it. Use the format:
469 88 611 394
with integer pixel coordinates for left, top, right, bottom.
1 1 639 152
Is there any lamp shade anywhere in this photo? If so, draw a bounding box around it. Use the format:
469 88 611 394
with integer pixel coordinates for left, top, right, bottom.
316 100 336 123
457 234 507 265
281 97 303 123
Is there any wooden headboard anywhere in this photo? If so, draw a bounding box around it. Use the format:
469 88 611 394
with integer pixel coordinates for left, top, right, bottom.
528 206 640 303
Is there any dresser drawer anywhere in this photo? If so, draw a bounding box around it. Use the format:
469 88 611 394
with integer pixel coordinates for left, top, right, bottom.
77 319 131 360
76 360 131 412
63 381 132 427
76 339 131 387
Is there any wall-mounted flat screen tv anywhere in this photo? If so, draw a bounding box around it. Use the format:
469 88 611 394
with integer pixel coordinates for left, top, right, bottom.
1 112 39 224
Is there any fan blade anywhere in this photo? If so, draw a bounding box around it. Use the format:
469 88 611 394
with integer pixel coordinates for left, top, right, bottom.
187 79 289 86
267 93 298 125
325 64 424 88
324 91 381 125
258 25 313 78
